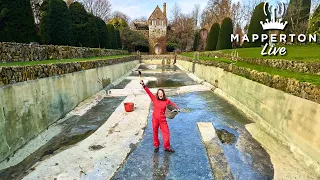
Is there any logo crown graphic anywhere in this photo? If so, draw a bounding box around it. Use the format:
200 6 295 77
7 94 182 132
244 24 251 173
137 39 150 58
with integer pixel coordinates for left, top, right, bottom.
260 18 288 30
260 1 288 30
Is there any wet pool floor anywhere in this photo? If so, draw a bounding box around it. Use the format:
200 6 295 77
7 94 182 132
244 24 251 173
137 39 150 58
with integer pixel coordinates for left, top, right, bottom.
113 91 274 180
0 96 125 180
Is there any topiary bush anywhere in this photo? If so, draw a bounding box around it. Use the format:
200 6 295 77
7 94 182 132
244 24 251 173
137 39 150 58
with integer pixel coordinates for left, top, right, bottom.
40 0 73 46
106 24 117 49
244 2 270 48
217 18 233 50
206 23 220 51
193 31 200 51
0 0 38 43
115 29 122 49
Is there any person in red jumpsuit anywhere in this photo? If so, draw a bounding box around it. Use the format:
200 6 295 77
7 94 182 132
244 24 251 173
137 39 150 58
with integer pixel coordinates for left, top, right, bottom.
140 80 179 153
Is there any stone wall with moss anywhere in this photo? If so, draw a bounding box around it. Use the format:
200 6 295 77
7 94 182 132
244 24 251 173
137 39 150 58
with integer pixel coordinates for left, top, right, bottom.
177 55 320 104
0 42 128 62
176 58 320 175
0 56 137 86
0 59 138 163
198 51 320 74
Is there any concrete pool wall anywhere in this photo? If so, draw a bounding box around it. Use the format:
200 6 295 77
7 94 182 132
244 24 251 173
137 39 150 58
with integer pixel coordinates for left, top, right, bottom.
173 59 320 175
0 60 139 163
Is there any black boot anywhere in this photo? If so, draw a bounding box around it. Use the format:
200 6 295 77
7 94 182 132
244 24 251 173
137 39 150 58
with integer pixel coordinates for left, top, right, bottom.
165 149 175 153
154 147 159 153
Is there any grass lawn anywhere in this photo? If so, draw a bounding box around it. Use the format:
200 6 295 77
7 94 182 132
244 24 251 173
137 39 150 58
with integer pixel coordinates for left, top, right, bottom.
217 44 320 62
0 55 133 67
180 53 320 86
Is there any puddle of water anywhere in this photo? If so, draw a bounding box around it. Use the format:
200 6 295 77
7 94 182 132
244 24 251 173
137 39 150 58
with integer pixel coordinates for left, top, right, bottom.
0 96 125 180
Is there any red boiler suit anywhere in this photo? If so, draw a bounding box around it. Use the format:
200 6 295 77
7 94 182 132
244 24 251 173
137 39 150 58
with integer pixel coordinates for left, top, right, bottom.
143 86 179 150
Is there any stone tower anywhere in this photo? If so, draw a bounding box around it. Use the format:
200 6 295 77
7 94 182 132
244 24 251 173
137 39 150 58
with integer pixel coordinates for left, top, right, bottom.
148 3 167 55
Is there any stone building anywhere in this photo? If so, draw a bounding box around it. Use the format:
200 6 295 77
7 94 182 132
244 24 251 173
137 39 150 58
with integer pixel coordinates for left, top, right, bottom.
134 3 168 54
148 3 167 54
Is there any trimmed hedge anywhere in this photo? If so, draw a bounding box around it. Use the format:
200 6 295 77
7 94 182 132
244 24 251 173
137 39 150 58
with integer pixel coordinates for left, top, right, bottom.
206 23 220 51
0 0 37 43
193 31 200 51
107 24 117 49
244 2 269 48
40 0 73 46
217 18 233 50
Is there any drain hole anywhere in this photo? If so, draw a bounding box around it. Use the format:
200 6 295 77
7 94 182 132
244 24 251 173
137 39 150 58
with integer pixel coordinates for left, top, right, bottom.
215 129 236 145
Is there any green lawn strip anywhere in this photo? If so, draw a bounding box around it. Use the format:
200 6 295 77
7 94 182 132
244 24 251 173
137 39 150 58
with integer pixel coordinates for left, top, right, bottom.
217 44 320 62
180 53 320 86
0 55 133 67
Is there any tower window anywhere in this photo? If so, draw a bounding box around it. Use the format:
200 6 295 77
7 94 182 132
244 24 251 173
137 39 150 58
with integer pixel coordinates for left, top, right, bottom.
152 20 156 25
161 20 164 26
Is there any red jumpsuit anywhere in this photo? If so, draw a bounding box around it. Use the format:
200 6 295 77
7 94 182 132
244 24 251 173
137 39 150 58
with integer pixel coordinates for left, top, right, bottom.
143 86 179 150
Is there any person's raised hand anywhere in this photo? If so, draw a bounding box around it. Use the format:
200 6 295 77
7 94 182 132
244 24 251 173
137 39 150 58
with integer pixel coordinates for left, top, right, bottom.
140 80 144 86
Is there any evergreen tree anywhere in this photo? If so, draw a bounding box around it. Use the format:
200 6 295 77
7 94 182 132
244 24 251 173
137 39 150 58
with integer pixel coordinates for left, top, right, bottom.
193 31 200 51
244 3 269 48
69 2 90 47
205 23 220 51
87 14 99 48
0 0 37 43
217 17 233 50
106 24 117 49
115 30 122 49
95 16 109 48
40 0 73 45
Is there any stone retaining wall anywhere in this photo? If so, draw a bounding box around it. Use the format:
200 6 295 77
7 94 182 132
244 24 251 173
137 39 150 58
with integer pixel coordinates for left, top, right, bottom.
0 56 137 86
178 55 320 104
198 51 320 74
176 58 320 175
0 42 128 62
0 60 139 163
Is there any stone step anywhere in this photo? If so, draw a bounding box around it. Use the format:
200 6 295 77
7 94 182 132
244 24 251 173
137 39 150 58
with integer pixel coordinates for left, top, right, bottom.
197 122 234 180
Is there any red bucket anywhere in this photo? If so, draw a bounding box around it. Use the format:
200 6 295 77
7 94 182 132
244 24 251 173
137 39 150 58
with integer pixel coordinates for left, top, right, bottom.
124 102 134 112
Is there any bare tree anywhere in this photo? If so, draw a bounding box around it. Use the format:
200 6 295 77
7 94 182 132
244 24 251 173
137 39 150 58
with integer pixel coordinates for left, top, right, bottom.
311 0 320 14
200 0 232 29
169 13 196 50
66 0 74 7
110 11 130 23
171 2 182 23
192 4 201 27
240 0 264 29
78 0 112 21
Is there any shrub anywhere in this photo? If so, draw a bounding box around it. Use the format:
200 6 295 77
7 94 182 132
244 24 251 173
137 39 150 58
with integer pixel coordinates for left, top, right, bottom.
206 23 220 51
217 18 233 50
244 3 269 48
40 0 73 45
0 0 37 43
193 31 200 51
106 24 117 49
